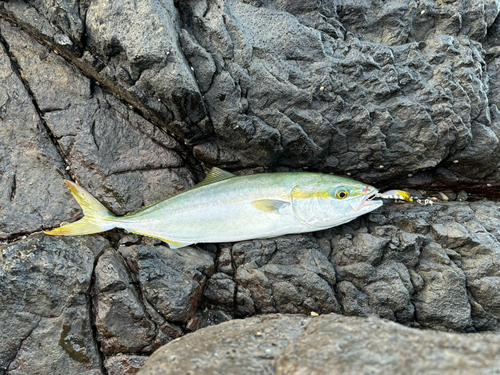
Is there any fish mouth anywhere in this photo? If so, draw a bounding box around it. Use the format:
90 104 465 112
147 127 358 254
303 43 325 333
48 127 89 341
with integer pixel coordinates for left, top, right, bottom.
349 189 380 212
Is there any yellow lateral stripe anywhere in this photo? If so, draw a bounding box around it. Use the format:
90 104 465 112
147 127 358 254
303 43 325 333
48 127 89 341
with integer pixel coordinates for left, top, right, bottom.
290 190 330 199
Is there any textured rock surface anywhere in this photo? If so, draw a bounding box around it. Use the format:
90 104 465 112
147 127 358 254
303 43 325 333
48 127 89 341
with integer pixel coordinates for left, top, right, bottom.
0 20 76 239
138 313 500 375
117 245 215 324
0 234 108 374
1 0 499 192
1 1 500 374
0 20 196 216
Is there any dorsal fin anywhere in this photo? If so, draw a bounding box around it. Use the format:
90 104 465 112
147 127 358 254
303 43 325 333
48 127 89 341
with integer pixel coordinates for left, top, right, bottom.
195 167 236 188
125 168 235 217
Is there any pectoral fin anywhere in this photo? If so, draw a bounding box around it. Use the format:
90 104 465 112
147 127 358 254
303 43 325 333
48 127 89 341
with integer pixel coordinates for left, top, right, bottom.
251 199 290 214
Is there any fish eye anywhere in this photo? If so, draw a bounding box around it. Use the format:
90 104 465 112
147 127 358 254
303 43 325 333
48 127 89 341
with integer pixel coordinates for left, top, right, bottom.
335 189 349 199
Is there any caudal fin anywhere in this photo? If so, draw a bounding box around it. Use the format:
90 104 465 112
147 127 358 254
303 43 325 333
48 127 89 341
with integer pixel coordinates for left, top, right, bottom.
44 180 117 236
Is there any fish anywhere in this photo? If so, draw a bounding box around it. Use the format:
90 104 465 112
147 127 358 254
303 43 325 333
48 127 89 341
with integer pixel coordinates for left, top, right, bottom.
44 168 383 248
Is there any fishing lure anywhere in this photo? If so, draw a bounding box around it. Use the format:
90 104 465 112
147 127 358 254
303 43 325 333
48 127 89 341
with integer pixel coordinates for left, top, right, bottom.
374 190 414 202
44 168 383 248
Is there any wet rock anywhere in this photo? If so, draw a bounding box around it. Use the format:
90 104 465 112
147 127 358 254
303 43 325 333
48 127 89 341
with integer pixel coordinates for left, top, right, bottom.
0 233 109 374
0 21 196 216
118 245 215 324
138 313 500 375
1 0 210 141
233 235 341 315
0 21 76 239
93 249 156 355
414 243 472 331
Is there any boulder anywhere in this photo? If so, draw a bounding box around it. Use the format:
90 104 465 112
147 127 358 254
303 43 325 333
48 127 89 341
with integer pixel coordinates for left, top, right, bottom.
138 313 500 375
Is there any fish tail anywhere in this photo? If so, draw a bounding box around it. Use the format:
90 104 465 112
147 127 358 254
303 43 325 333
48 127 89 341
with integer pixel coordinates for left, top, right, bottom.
44 180 117 236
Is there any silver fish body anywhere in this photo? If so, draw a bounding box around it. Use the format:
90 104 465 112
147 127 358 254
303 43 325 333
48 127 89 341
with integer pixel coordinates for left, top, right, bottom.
45 169 383 248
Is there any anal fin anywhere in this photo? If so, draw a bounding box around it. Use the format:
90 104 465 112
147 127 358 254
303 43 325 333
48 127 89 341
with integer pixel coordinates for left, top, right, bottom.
129 231 192 249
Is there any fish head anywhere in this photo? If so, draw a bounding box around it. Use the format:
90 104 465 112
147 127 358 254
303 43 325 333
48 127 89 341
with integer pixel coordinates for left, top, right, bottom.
291 175 383 228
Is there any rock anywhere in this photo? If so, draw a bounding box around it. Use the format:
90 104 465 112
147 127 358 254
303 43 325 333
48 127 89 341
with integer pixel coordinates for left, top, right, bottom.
233 235 341 315
2 0 499 193
104 354 148 375
276 314 500 375
177 0 499 184
203 272 235 308
118 245 215 323
2 1 500 373
139 314 311 375
138 313 500 375
0 233 109 374
0 20 197 216
414 243 472 331
0 0 210 142
93 249 156 355
0 20 77 239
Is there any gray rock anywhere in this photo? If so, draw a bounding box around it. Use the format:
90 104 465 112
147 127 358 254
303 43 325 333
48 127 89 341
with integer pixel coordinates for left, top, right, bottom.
1 0 210 142
139 314 311 375
85 0 208 140
2 1 500 373
233 235 341 315
203 272 235 308
178 0 499 183
104 354 148 375
414 242 472 331
0 21 197 216
93 249 156 355
0 233 109 374
138 313 500 375
118 245 215 323
2 0 499 191
0 21 77 239
276 314 500 375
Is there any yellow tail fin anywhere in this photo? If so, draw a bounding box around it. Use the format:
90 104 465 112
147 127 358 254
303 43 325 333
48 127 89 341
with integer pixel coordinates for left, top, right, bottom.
44 180 117 236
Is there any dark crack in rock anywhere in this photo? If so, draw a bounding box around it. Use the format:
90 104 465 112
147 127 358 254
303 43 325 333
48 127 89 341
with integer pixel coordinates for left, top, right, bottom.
0 20 197 216
138 313 500 375
0 233 109 374
233 235 341 316
0 0 211 142
94 249 156 355
0 21 77 239
119 245 215 324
